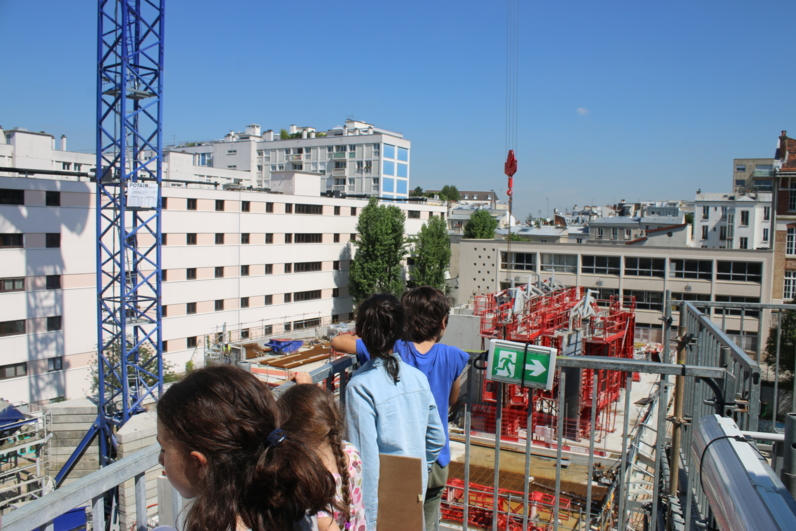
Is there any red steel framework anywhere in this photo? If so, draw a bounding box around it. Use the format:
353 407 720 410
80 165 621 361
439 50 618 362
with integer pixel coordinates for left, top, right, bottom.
472 283 636 443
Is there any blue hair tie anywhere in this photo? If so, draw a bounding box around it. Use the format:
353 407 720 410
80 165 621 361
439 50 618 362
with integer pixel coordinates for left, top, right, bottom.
265 428 286 448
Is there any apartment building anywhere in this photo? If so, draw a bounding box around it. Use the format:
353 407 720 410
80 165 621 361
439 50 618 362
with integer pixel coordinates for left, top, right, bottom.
732 158 775 193
0 170 445 405
694 192 772 250
458 239 773 346
772 131 796 302
172 119 411 199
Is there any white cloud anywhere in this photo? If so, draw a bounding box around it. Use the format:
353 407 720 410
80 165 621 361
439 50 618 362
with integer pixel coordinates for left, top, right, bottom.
576 107 589 115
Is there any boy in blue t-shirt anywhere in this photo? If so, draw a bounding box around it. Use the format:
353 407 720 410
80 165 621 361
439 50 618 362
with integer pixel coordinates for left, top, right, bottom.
330 286 469 531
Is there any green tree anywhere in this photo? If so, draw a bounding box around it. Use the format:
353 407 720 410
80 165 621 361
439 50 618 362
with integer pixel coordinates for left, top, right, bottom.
464 209 498 239
349 197 408 304
505 232 526 241
440 185 461 202
765 305 796 390
525 213 535 225
409 216 451 290
280 128 290 140
410 186 424 197
89 338 177 394
684 212 694 236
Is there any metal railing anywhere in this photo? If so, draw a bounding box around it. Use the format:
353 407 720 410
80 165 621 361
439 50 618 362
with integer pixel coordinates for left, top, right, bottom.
7 299 796 531
2 358 354 531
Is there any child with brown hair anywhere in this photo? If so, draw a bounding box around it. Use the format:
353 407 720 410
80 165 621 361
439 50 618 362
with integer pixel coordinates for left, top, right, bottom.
279 384 367 531
156 365 340 531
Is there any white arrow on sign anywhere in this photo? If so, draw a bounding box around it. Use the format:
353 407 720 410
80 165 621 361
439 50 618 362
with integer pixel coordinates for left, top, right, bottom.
525 359 547 377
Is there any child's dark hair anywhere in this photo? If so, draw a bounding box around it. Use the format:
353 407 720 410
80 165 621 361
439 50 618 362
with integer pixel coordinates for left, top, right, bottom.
156 365 336 531
279 385 351 528
401 286 450 343
356 293 404 383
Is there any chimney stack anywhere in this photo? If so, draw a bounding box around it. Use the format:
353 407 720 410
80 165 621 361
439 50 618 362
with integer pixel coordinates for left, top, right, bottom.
61 135 67 151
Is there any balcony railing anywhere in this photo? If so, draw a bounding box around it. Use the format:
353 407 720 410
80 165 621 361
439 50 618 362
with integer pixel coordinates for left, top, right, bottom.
7 302 796 531
332 168 346 176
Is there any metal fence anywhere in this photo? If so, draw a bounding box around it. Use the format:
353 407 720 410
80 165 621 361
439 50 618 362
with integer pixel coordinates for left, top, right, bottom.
6 300 796 531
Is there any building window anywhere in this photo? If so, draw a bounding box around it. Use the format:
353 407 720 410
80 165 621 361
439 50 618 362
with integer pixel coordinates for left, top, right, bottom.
624 290 664 312
266 202 274 213
187 268 197 280
263 324 273 335
0 189 24 205
161 234 168 246
714 295 761 317
215 200 225 211
46 275 61 289
48 357 63 372
46 233 61 248
294 290 322 302
285 203 293 214
764 206 770 221
294 262 322 272
295 204 323 215
611 228 618 239
332 314 340 324
187 302 197 314
624 229 631 240
295 233 322 243
624 257 665 278
162 305 168 317
266 233 273 244
670 292 711 313
716 261 762 283
701 225 709 240
187 233 197 245
187 198 197 210
350 207 357 216
702 206 709 220
669 259 712 280
790 186 796 212
350 233 357 242
242 201 250 212
739 237 748 249
215 266 224 278
215 233 224 245
719 226 727 240
46 191 60 206
788 227 796 255
241 328 250 339
581 255 620 275
333 260 340 270
241 297 249 308
785 272 796 300
265 295 273 305
284 263 292 274
0 234 24 248
408 211 421 219
596 228 604 239
501 252 535 271
0 319 25 337
285 233 293 244
47 316 62 331
334 206 341 216
187 336 197 348
241 265 250 276
334 233 340 243
284 293 292 303
241 233 250 244
740 210 749 226
763 228 769 242
294 318 321 330
265 264 273 274
333 288 340 297
162 269 168 282
0 362 27 380
540 254 577 273
0 278 24 292
161 198 168 210
215 300 224 311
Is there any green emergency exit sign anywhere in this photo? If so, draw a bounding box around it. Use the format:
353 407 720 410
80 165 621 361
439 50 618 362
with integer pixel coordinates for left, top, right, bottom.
486 339 557 390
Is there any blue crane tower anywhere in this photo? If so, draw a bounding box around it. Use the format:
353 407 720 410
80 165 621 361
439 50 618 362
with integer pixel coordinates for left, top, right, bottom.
56 0 165 486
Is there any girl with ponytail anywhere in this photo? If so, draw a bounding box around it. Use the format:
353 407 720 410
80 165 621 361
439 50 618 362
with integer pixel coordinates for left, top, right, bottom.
156 365 338 531
279 384 367 531
345 294 446 530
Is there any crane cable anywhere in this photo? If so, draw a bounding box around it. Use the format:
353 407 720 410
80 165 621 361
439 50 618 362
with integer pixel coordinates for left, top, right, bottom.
505 0 519 290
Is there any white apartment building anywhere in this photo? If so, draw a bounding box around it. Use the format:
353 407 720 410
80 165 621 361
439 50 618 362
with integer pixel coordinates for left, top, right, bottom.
172 119 411 200
694 192 772 250
1 165 443 406
458 239 774 347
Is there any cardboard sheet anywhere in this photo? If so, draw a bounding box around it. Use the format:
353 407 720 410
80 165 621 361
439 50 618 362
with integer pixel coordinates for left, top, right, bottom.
377 454 424 531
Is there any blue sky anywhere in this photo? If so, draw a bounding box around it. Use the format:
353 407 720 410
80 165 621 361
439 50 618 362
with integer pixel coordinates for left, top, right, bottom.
1 1 794 220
